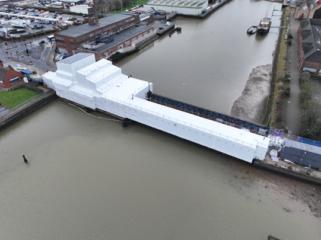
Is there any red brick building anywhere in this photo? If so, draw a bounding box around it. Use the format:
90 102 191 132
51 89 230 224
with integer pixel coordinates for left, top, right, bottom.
54 13 140 56
298 19 321 73
77 24 155 60
0 61 23 88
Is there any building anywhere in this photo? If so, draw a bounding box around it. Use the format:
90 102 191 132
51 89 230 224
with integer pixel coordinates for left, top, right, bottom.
294 1 321 19
0 0 39 6
0 61 23 88
43 53 269 164
54 13 154 60
146 0 208 16
77 24 155 60
70 4 93 14
297 19 321 72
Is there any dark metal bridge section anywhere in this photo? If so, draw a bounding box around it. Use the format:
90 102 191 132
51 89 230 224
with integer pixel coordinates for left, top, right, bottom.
147 91 269 132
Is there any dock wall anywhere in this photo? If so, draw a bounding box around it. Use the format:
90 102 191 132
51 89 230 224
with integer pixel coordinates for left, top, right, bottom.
253 160 321 186
0 91 57 132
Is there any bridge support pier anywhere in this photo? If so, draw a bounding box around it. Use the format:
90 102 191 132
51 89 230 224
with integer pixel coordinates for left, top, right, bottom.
122 118 133 127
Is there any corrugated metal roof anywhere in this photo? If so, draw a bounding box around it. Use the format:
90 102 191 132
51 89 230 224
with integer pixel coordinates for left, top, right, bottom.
280 146 321 169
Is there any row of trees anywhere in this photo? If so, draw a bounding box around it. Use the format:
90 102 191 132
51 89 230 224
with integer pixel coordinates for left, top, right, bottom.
97 0 143 13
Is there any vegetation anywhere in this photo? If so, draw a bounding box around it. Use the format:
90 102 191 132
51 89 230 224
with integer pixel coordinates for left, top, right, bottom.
299 72 321 140
264 6 290 128
111 0 150 13
0 88 38 109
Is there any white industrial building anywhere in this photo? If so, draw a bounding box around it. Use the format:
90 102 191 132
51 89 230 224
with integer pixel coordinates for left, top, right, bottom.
43 53 269 163
146 0 208 16
70 5 92 14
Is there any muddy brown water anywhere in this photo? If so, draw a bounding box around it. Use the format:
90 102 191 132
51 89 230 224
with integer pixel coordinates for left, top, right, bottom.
0 1 321 240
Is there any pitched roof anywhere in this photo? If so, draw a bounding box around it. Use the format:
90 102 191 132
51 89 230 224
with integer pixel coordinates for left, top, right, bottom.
0 67 8 81
300 19 321 61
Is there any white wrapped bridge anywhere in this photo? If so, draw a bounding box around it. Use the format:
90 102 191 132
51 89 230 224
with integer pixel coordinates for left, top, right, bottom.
43 53 269 163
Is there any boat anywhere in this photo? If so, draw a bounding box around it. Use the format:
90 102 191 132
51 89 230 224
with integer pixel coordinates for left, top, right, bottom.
247 26 257 35
257 10 272 34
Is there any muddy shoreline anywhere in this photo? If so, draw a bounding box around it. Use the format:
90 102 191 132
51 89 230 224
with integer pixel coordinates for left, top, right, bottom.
230 64 272 123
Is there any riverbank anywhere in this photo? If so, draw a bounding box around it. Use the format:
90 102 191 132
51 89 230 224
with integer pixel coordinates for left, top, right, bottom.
0 87 56 132
230 6 290 127
230 64 272 123
252 161 321 218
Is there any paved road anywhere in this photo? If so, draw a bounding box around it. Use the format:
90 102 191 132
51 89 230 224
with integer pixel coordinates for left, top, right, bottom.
0 35 56 72
0 105 11 118
285 7 301 136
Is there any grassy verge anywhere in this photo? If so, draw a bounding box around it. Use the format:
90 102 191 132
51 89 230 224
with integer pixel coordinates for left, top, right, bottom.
263 7 290 128
112 0 150 14
0 88 38 109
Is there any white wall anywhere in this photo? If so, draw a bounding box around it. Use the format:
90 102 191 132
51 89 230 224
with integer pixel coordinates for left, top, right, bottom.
145 3 207 15
70 5 90 14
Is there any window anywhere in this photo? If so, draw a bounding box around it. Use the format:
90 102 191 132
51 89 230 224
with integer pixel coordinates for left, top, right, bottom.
76 36 86 42
8 76 20 86
55 36 65 41
57 42 66 46
71 45 76 48
125 41 130 46
95 30 102 35
70 39 74 42
118 44 123 50
130 17 135 21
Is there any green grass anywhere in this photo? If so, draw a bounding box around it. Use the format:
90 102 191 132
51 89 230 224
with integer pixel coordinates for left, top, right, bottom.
0 89 38 109
112 0 150 14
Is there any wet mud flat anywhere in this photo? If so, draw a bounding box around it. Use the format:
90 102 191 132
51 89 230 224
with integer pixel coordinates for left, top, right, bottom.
231 64 272 123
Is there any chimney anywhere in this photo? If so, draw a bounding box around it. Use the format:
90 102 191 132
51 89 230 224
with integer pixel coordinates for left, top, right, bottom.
88 17 99 25
0 60 3 67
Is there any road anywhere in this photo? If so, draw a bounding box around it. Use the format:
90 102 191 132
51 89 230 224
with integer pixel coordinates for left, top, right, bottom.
0 34 56 72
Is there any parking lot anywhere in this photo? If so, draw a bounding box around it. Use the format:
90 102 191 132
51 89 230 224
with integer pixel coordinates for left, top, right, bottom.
0 7 85 38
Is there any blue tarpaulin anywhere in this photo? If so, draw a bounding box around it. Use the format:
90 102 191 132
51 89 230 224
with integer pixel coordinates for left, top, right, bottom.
21 70 33 75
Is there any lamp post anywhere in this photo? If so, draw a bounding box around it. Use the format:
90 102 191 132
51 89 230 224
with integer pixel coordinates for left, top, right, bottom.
266 115 273 137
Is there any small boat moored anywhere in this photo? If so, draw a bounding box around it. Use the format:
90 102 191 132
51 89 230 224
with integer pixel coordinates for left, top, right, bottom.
257 11 272 34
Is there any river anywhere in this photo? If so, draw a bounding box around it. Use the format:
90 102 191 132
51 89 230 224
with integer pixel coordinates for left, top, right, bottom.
0 1 321 240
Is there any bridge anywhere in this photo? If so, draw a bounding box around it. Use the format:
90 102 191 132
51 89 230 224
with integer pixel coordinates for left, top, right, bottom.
43 53 270 164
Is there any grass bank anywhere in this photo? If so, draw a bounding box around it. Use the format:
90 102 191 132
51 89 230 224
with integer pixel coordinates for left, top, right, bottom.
0 88 38 109
263 6 290 128
112 0 150 14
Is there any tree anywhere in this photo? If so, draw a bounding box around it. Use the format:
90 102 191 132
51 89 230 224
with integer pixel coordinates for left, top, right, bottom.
301 107 321 138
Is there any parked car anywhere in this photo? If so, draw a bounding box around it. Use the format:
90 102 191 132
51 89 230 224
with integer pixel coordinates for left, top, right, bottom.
52 26 57 29
82 14 88 17
46 21 51 24
39 40 45 44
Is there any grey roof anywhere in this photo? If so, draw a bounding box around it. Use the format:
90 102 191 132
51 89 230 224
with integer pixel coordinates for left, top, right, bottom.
59 53 93 64
79 25 153 53
300 19 321 62
280 146 321 169
57 14 136 38
285 138 321 155
58 0 82 2
0 67 8 81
